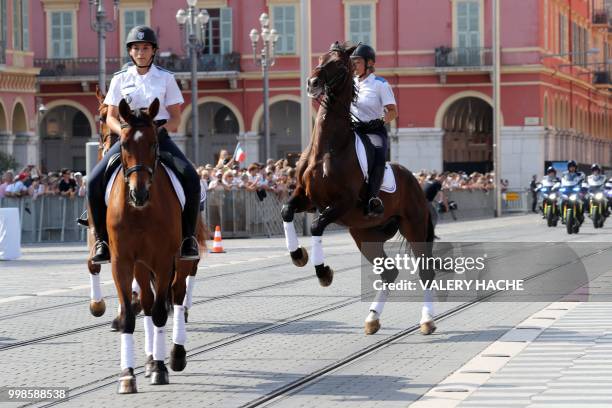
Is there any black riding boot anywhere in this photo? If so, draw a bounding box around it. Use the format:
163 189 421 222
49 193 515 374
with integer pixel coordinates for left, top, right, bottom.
366 147 386 217
157 128 201 260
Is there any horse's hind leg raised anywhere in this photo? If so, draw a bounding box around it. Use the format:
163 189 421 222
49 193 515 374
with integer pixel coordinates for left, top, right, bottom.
281 188 312 267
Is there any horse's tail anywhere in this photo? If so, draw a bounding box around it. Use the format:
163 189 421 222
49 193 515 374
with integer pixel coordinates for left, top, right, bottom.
196 215 208 254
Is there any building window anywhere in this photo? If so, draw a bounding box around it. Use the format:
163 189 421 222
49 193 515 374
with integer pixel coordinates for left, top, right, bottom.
0 0 6 47
454 0 481 65
12 0 29 51
347 4 373 45
559 13 567 56
50 11 73 58
272 5 296 55
124 9 146 39
201 8 233 55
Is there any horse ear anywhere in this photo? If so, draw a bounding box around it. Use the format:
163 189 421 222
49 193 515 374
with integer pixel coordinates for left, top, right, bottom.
119 99 132 122
148 98 160 120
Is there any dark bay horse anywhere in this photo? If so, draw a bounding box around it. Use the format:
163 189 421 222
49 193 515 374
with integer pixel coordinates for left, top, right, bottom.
107 98 205 393
281 42 436 335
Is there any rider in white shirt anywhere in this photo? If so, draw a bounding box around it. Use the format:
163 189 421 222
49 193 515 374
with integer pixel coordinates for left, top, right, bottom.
349 44 398 217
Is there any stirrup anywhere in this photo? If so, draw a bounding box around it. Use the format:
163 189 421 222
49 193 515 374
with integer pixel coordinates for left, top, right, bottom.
180 237 200 260
77 210 89 228
367 197 384 217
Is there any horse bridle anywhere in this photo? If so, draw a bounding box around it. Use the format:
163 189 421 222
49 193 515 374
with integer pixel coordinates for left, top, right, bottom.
98 116 119 157
119 121 159 183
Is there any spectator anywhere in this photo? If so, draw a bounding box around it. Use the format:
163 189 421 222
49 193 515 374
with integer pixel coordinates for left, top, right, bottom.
75 172 87 197
207 170 226 191
28 176 45 199
5 173 28 197
58 168 77 198
0 171 13 198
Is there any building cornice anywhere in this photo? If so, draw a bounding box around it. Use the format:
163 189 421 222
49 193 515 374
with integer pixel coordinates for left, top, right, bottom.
40 0 80 12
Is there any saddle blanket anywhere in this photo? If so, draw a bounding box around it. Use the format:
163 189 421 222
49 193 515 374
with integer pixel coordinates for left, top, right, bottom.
105 163 186 209
355 134 397 193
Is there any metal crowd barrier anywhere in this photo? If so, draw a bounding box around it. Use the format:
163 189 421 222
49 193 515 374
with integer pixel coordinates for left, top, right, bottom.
502 189 530 213
0 191 313 243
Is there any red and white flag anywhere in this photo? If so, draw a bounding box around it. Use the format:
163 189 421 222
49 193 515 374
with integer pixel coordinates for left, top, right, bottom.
233 142 246 163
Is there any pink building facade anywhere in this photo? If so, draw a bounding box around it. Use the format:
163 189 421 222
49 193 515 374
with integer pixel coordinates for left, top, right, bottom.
2 0 611 187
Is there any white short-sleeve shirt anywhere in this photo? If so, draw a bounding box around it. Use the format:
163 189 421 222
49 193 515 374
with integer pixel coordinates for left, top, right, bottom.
350 73 396 122
104 64 184 121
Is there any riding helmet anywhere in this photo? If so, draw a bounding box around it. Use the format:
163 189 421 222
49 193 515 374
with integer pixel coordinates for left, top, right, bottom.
351 43 376 63
546 166 556 174
591 163 601 172
125 25 158 49
567 160 577 170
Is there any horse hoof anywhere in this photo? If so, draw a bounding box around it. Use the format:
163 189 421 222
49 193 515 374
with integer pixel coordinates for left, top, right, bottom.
144 355 154 378
420 321 437 335
290 246 309 267
184 308 189 323
110 317 120 332
117 369 137 394
150 361 169 385
365 311 381 335
89 299 106 317
131 292 142 316
170 344 187 372
315 264 333 287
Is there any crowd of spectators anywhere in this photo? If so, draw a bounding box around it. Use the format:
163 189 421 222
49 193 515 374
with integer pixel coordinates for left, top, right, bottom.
0 166 86 200
1 155 506 204
415 170 507 193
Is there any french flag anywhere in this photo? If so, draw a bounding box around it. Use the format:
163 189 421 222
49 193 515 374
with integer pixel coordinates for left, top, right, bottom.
233 142 246 163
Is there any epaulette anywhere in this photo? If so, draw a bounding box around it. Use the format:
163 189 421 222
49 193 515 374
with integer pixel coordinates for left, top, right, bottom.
374 76 387 83
155 65 175 75
113 69 127 76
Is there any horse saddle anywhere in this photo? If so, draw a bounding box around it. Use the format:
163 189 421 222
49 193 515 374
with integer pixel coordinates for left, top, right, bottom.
104 156 186 210
354 133 396 193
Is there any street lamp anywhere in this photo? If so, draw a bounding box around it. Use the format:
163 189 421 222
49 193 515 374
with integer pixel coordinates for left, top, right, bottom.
89 0 120 95
250 13 279 161
37 100 47 170
176 1 209 165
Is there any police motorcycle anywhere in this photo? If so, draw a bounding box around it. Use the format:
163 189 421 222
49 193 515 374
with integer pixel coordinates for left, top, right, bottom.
559 162 586 234
586 164 608 229
606 178 612 215
537 170 561 227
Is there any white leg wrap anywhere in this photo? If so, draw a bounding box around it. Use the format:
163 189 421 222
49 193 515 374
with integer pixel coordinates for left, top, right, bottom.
144 316 154 357
117 303 122 314
311 236 324 266
172 305 187 345
120 333 135 370
283 221 299 252
131 278 141 294
420 289 435 324
153 324 166 361
369 288 389 315
183 276 195 309
89 274 102 302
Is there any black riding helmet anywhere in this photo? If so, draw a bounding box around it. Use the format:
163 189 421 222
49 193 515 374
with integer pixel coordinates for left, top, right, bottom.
351 44 376 77
125 25 158 69
567 160 577 170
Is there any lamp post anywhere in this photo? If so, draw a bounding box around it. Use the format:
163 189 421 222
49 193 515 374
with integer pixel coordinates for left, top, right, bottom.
89 0 120 95
250 13 279 161
176 1 209 166
37 100 47 170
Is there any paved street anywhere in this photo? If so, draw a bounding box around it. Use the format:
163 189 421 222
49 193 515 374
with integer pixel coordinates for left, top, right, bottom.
1 214 612 408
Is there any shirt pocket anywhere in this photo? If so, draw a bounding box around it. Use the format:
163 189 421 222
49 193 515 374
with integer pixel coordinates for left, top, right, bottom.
145 79 166 108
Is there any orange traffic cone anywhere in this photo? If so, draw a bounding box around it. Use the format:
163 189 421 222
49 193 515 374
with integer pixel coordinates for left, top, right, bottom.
210 226 225 253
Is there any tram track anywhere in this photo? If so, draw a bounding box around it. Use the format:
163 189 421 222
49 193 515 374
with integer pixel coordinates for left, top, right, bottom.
23 243 611 407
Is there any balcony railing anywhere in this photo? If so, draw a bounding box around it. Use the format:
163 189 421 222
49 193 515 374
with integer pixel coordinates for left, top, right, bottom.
593 9 608 25
0 40 5 65
35 52 241 77
435 47 492 68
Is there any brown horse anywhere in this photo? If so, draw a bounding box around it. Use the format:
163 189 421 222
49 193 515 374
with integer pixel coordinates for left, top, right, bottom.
281 42 436 335
106 98 205 393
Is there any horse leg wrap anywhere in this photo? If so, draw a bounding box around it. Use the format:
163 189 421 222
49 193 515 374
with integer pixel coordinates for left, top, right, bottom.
144 316 154 357
283 221 299 253
172 305 186 346
369 288 389 315
90 274 102 302
420 289 434 324
311 236 324 266
121 333 135 370
153 325 166 361
183 276 195 309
